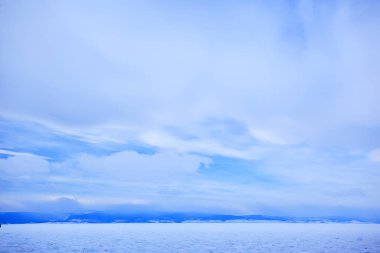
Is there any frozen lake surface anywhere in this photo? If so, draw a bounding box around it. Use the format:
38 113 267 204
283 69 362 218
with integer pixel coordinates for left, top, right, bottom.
1 223 380 252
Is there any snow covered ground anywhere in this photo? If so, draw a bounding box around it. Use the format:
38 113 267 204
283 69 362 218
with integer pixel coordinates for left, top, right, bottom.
1 223 380 252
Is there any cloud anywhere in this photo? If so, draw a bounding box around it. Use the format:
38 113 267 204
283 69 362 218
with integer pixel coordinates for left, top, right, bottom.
0 149 49 159
368 149 380 162
75 150 211 181
0 0 379 144
0 0 379 217
0 154 49 178
41 196 83 212
139 130 258 160
2 145 379 215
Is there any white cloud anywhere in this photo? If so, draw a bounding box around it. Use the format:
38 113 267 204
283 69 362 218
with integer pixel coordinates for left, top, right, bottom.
0 149 49 159
75 150 211 181
140 131 258 160
0 154 49 178
368 149 380 162
1 146 379 214
0 1 379 216
249 128 289 145
0 0 379 148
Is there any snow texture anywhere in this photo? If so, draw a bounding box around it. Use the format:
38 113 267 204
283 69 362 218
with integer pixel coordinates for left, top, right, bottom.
1 223 380 252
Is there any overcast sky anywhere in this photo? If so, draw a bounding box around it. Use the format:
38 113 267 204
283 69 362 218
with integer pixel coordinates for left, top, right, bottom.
0 0 379 218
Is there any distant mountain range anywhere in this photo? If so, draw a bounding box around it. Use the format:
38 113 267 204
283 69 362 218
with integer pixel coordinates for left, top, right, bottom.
1 212 376 224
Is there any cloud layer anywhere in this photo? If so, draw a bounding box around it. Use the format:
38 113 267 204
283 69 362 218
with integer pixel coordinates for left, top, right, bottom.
0 0 379 218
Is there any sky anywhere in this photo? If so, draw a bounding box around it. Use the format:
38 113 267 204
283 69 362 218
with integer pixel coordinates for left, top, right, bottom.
0 0 380 219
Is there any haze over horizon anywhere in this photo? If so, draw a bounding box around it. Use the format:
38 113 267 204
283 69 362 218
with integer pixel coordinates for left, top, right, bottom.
0 0 379 220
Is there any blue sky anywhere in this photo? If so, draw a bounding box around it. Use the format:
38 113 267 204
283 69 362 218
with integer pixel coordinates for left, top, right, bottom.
0 0 380 218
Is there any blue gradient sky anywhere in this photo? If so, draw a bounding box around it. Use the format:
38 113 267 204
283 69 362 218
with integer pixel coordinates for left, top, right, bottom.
0 0 380 218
